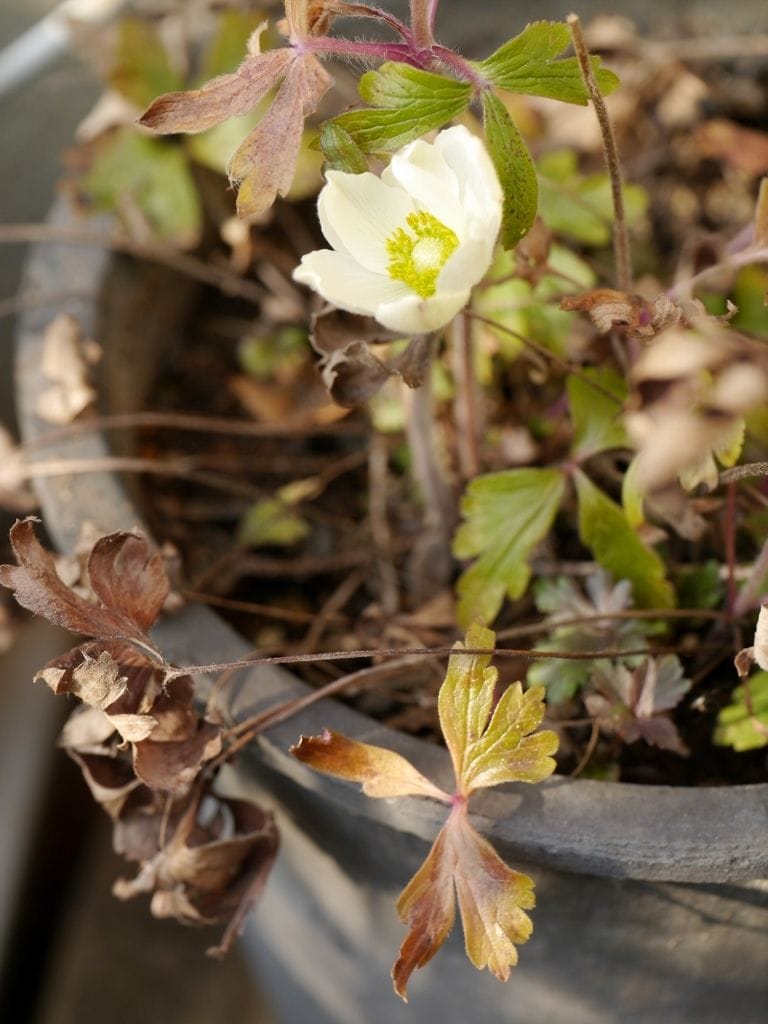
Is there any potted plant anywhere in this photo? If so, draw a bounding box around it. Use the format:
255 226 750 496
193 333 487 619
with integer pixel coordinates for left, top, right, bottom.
4 3 768 1021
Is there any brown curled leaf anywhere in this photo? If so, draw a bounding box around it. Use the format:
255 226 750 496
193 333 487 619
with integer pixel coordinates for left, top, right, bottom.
133 720 222 796
291 729 450 801
0 521 169 644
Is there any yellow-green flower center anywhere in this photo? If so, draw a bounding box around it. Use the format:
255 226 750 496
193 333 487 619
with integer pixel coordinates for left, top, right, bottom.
385 210 459 299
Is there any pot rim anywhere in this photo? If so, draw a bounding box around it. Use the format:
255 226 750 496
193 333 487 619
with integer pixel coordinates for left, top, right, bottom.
14 200 768 884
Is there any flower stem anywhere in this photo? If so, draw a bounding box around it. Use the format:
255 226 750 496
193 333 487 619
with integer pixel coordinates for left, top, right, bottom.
302 36 429 67
567 14 632 293
410 0 434 49
451 310 482 481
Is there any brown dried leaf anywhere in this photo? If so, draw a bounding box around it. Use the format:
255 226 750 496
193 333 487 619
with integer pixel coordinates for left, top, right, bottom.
87 531 170 635
319 341 393 407
392 806 535 1000
0 521 168 644
561 289 684 338
310 307 399 357
133 720 222 796
139 33 292 134
115 789 279 957
36 314 98 425
59 705 116 751
291 729 450 801
68 749 142 819
40 649 126 708
229 53 331 218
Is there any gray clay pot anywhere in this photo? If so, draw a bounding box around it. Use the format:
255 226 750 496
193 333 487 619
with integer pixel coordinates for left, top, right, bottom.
15 197 768 1024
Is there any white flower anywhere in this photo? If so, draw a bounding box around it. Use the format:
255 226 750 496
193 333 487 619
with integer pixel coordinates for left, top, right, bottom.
293 125 503 334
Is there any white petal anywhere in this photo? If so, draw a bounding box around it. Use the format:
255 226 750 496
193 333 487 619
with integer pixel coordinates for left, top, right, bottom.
375 288 471 334
293 249 411 316
434 125 502 236
318 171 415 273
383 138 466 237
437 234 497 294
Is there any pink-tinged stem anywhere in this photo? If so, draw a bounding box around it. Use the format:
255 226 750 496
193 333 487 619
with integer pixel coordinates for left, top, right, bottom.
725 480 737 612
431 44 488 89
336 3 415 43
301 35 430 67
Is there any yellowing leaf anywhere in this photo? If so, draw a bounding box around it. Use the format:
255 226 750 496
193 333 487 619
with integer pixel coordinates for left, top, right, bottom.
439 625 557 795
393 805 535 1000
392 822 455 1000
291 730 450 801
568 368 627 459
454 468 566 626
450 809 535 978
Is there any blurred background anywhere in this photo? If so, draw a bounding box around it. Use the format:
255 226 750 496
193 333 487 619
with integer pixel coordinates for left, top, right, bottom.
1 2 766 1023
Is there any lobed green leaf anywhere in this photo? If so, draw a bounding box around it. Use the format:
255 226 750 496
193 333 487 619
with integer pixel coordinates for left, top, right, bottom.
319 121 369 174
454 468 566 626
714 672 768 751
331 62 471 154
477 20 619 105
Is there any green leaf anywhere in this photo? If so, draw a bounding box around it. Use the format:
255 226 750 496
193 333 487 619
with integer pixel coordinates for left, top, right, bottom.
109 18 183 108
481 91 537 248
188 110 264 173
453 468 566 626
331 63 471 154
477 20 619 105
537 151 647 246
714 673 768 751
621 455 645 529
238 497 310 547
83 129 201 248
574 470 675 609
568 368 627 459
319 121 369 174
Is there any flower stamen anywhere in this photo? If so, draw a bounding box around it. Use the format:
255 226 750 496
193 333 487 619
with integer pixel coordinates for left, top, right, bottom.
386 211 459 299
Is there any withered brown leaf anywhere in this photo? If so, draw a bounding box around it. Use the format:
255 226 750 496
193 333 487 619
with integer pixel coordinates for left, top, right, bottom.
0 521 169 645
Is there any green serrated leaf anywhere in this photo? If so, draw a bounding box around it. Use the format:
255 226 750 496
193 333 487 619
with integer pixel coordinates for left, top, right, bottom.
574 470 674 609
568 368 627 459
714 673 768 751
319 120 369 173
481 92 537 248
83 129 201 248
454 468 566 626
331 62 471 154
477 20 619 105
109 18 183 108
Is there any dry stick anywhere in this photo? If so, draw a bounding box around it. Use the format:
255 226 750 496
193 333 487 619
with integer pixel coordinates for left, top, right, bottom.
568 14 632 293
21 454 263 498
0 289 91 321
299 567 365 653
720 462 768 485
23 410 361 453
403 370 456 539
180 590 347 627
570 720 600 778
164 642 690 683
0 223 264 304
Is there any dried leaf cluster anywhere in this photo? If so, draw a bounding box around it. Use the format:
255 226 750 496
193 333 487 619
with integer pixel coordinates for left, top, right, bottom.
0 520 277 957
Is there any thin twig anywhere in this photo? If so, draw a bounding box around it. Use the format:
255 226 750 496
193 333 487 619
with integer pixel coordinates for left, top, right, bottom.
0 223 264 304
571 720 600 778
451 309 481 480
495 606 735 643
180 590 347 626
465 311 626 403
720 462 768 485
368 433 400 615
299 568 365 653
568 14 632 293
164 643 687 683
0 289 90 321
667 245 768 301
